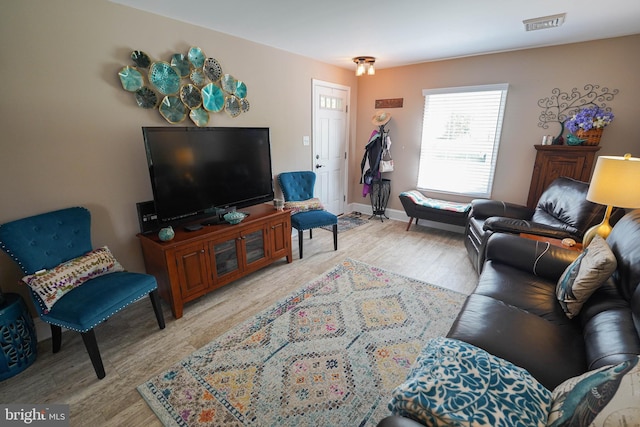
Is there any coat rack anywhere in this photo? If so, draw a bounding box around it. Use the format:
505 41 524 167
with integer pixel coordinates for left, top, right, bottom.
369 125 391 221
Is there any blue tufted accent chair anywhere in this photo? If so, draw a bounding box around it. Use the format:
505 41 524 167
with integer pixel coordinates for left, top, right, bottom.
0 207 165 379
278 171 338 258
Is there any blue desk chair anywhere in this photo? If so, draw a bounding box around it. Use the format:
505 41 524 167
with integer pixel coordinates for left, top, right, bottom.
278 171 337 258
0 207 165 379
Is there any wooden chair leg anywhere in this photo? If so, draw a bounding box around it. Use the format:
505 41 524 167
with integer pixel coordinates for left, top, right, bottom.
51 325 62 353
81 329 105 379
406 217 415 231
149 290 166 329
298 229 304 259
333 224 338 250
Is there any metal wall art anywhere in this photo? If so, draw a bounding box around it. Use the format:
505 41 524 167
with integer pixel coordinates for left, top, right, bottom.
537 84 618 144
118 47 250 126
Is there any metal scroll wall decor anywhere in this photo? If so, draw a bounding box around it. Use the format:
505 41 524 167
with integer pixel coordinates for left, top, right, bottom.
537 84 618 144
117 47 249 126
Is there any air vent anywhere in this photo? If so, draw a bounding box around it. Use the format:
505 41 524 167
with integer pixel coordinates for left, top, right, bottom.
523 13 566 31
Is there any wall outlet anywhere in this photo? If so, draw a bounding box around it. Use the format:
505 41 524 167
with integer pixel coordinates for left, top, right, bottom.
303 136 310 146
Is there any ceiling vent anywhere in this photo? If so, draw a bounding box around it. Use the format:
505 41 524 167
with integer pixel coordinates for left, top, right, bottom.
523 13 566 31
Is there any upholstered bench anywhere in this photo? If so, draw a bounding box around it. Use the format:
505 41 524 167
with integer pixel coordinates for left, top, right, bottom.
399 190 470 231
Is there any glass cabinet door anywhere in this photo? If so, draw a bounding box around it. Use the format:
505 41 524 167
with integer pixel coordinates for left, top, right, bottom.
212 238 239 277
244 229 265 264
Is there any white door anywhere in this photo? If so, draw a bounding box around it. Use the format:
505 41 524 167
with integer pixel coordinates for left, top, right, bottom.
312 79 349 215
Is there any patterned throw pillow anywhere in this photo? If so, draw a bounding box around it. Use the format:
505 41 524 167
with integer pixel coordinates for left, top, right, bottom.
283 198 324 215
556 235 617 318
388 337 552 427
22 246 124 310
547 356 640 426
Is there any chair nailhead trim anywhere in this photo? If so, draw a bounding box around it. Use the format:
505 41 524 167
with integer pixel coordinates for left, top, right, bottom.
43 289 157 332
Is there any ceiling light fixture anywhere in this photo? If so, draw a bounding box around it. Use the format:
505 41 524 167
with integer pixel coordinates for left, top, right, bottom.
352 56 375 76
523 13 566 31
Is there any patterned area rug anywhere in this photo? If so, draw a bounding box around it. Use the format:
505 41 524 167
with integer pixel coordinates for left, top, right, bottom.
138 259 466 426
320 213 368 233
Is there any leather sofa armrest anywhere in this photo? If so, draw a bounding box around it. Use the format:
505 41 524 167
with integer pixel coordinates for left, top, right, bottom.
470 199 534 220
485 233 580 282
483 217 576 240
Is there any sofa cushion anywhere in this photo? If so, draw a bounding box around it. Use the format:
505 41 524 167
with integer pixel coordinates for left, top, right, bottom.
547 355 640 426
530 210 580 237
399 191 470 212
485 234 581 283
579 278 640 369
556 235 617 319
606 209 640 302
447 293 586 390
532 177 603 238
475 261 574 324
388 337 552 427
583 307 640 371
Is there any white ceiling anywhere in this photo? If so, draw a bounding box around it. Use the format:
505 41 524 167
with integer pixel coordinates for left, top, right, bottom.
112 0 640 70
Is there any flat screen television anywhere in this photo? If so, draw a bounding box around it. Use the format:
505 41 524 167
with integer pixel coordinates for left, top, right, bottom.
142 126 274 225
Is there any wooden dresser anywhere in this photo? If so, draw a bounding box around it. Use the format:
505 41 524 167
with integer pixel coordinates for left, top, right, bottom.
526 145 600 208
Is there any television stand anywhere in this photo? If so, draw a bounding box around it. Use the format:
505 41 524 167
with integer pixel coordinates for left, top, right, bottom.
138 204 292 319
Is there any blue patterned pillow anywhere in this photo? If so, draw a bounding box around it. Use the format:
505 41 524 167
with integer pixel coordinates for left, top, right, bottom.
388 337 552 427
547 356 640 426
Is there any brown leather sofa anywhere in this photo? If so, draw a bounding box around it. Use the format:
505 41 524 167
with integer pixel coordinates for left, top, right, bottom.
378 209 640 427
465 177 624 273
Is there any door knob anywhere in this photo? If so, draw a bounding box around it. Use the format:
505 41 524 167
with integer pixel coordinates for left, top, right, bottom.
315 164 324 168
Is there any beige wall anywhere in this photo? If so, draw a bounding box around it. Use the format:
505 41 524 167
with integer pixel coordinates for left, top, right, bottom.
0 0 357 304
352 35 640 210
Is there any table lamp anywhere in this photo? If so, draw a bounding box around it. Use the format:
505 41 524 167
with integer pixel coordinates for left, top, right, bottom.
583 153 640 246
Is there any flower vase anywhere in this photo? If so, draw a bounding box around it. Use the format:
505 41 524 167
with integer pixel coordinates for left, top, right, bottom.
552 121 564 145
575 128 603 146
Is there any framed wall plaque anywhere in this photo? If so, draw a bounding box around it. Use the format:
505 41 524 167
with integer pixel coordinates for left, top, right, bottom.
375 98 403 109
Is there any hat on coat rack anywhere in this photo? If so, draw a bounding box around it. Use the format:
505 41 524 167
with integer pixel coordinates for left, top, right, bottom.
371 110 391 126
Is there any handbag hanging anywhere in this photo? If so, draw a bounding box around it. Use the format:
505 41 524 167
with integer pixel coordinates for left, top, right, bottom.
379 151 394 172
379 135 394 172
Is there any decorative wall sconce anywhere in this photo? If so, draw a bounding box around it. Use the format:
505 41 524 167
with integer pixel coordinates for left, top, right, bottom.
352 56 375 76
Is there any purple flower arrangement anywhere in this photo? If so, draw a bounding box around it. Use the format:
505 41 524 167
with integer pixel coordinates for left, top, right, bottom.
565 106 614 133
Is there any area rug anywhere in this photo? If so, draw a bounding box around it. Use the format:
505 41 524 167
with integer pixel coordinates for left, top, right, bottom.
320 212 368 233
138 259 466 426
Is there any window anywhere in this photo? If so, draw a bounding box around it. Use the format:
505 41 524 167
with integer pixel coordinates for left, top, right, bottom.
417 84 509 198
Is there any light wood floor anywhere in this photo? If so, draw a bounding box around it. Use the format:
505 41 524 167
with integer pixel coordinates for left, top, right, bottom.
0 217 477 426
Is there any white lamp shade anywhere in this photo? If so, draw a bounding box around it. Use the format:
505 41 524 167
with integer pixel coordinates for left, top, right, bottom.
587 155 640 208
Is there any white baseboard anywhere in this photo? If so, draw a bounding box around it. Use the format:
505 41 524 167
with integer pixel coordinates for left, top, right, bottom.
347 202 465 234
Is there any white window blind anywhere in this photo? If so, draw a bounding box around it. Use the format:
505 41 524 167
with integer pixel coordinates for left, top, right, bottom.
417 84 508 198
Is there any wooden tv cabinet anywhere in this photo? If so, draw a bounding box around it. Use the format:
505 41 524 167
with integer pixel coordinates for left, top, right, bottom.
137 203 292 319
